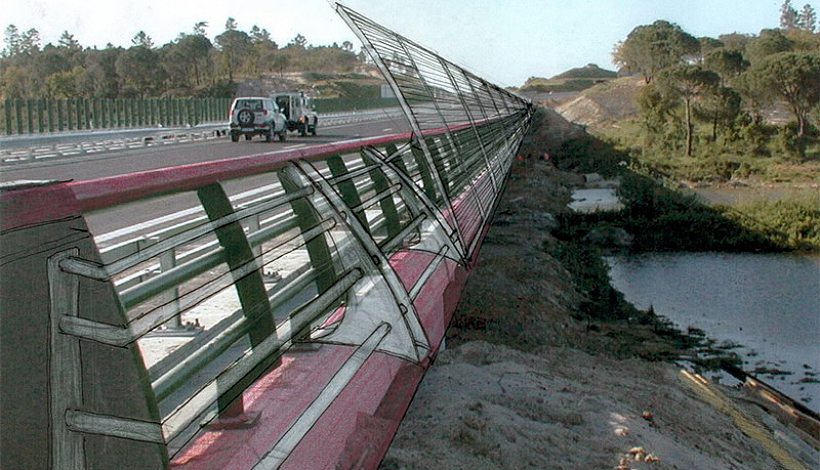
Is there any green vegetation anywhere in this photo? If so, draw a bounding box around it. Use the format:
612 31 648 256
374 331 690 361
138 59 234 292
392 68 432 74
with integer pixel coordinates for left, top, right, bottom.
612 20 700 85
551 241 638 322
551 135 820 252
608 3 819 163
0 19 370 100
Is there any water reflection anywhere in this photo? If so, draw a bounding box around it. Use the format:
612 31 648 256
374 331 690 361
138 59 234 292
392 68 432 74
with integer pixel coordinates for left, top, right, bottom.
607 252 820 411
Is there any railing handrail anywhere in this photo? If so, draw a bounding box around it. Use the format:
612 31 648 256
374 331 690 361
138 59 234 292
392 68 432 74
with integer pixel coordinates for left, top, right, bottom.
0 117 519 234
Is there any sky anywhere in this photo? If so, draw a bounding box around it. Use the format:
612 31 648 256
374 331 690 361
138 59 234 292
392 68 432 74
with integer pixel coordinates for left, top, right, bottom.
1 0 815 87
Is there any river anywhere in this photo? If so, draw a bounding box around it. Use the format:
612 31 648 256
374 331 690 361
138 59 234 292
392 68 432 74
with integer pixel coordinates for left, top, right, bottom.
607 252 820 412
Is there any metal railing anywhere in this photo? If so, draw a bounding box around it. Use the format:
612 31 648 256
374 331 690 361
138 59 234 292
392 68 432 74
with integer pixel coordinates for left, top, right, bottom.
0 4 533 469
1 97 232 135
0 108 405 166
0 97 401 136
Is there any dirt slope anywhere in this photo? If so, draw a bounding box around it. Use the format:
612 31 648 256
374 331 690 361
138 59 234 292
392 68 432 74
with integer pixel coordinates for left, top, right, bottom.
380 108 818 470
555 76 644 128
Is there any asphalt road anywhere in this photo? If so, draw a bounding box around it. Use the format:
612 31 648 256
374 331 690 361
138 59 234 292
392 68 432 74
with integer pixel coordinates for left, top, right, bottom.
0 124 224 151
0 112 410 183
1 110 411 237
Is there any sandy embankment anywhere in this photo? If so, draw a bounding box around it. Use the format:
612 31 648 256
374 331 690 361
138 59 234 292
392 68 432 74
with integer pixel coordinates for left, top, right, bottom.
381 109 819 469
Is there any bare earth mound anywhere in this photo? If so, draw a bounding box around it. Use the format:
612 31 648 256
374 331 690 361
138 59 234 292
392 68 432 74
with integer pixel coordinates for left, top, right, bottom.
382 342 794 470
555 77 644 128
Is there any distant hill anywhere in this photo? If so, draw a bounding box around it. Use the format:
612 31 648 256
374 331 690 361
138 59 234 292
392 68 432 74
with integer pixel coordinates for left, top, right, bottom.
519 64 618 93
551 64 618 80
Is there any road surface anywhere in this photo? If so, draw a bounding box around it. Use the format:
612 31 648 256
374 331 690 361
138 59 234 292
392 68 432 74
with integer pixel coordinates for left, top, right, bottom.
1 109 411 237
0 111 409 183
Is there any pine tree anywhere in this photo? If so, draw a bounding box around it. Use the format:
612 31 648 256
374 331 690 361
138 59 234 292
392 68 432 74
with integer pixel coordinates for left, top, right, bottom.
797 4 817 32
2 25 21 57
779 0 799 29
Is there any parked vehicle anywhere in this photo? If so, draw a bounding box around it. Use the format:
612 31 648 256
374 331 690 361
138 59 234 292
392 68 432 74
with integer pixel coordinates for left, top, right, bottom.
273 92 318 136
228 97 287 142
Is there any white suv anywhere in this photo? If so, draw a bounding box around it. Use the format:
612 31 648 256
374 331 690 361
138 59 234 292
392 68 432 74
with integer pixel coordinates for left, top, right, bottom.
273 92 318 136
229 97 287 142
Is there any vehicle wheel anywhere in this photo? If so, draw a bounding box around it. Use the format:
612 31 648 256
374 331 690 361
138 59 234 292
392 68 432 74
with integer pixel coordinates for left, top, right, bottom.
230 133 239 142
265 130 273 142
237 108 254 126
277 131 287 142
245 134 252 141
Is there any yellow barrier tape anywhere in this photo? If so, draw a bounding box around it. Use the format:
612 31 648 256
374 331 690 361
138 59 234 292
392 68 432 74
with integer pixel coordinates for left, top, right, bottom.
679 369 808 470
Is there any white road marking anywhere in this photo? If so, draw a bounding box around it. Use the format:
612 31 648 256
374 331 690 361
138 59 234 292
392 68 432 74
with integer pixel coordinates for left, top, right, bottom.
282 144 307 149
381 128 393 132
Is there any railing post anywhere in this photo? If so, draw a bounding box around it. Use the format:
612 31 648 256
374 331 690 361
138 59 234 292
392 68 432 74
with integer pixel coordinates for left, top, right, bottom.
15 99 23 134
68 99 75 131
196 183 275 413
410 143 438 203
363 151 402 239
75 98 83 131
57 100 65 132
82 98 90 130
3 99 11 135
139 99 146 127
326 155 368 228
278 166 338 294
25 99 34 134
47 99 55 132
37 99 44 133
100 99 107 129
48 249 85 469
159 247 182 329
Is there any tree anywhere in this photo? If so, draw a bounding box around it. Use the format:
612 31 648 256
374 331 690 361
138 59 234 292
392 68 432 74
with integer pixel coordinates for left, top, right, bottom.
697 37 724 63
695 86 742 142
612 20 700 84
246 26 277 76
0 64 29 98
176 33 212 86
704 49 749 85
780 0 799 29
636 81 678 142
718 33 751 51
745 51 820 137
131 31 154 49
342 40 354 52
797 4 817 32
193 21 208 36
656 65 720 156
250 25 273 44
58 30 81 50
79 47 121 97
746 29 794 63
116 45 164 97
20 28 41 55
288 33 308 49
214 21 251 81
3 25 21 57
46 66 84 98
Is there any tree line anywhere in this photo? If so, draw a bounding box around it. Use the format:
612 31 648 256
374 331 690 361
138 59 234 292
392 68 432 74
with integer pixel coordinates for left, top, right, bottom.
613 1 819 159
0 18 368 100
